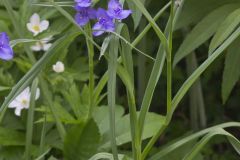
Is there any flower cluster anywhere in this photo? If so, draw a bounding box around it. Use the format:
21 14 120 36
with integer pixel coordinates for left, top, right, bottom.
74 0 132 36
27 13 52 52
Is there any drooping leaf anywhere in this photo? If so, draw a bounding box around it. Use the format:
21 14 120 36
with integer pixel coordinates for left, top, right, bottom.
222 37 240 103
173 3 240 66
183 128 240 160
175 0 240 30
64 119 101 160
209 8 240 53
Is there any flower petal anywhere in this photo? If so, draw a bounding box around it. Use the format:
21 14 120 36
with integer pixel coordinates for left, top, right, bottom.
31 43 42 51
92 22 105 36
35 88 40 100
0 45 14 60
0 32 10 45
75 13 89 26
118 10 132 19
9 100 21 108
14 107 23 116
30 13 40 25
43 43 52 51
75 0 92 7
40 20 49 32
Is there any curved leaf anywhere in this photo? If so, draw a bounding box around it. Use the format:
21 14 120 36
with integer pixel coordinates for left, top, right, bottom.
209 8 240 53
173 3 240 66
222 37 240 103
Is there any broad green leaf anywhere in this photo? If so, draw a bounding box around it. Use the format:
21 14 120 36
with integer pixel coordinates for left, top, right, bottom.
93 106 125 134
0 127 25 146
209 8 240 53
64 119 101 160
222 37 240 103
101 112 165 148
173 3 240 66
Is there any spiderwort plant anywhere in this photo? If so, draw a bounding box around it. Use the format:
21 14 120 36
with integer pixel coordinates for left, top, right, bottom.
75 0 92 7
0 32 14 60
107 0 132 20
92 8 115 36
74 6 96 26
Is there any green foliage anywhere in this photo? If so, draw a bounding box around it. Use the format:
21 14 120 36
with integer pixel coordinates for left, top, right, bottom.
222 37 240 103
64 119 101 160
0 0 240 159
0 127 25 146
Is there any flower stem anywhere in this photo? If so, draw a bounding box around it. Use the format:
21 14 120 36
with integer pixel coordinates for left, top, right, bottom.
85 24 95 119
25 78 38 160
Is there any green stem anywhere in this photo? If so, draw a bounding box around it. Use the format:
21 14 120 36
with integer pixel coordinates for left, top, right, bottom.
141 0 185 158
142 124 167 159
108 36 119 160
25 79 38 160
39 113 47 159
85 24 95 119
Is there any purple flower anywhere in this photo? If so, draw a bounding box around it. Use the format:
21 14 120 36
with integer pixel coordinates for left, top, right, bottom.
75 6 96 26
0 32 13 60
92 8 115 36
75 0 92 7
107 0 132 20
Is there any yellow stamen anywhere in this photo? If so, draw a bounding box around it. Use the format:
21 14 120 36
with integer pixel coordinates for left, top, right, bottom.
21 99 28 105
33 25 40 32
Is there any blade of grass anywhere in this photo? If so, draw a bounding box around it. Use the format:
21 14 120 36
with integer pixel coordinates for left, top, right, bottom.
128 0 170 55
141 1 186 158
183 128 240 160
131 1 171 47
108 34 119 160
25 78 39 160
149 122 240 160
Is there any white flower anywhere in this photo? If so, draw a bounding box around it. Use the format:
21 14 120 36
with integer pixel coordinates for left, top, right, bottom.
27 13 49 36
31 36 52 51
8 87 40 116
52 61 65 73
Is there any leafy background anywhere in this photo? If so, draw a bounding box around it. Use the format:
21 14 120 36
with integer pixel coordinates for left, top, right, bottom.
0 0 240 159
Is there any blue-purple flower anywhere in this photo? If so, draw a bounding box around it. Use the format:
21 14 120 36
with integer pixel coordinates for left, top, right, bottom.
75 6 96 26
75 0 92 7
92 8 115 36
0 32 14 60
107 0 132 20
